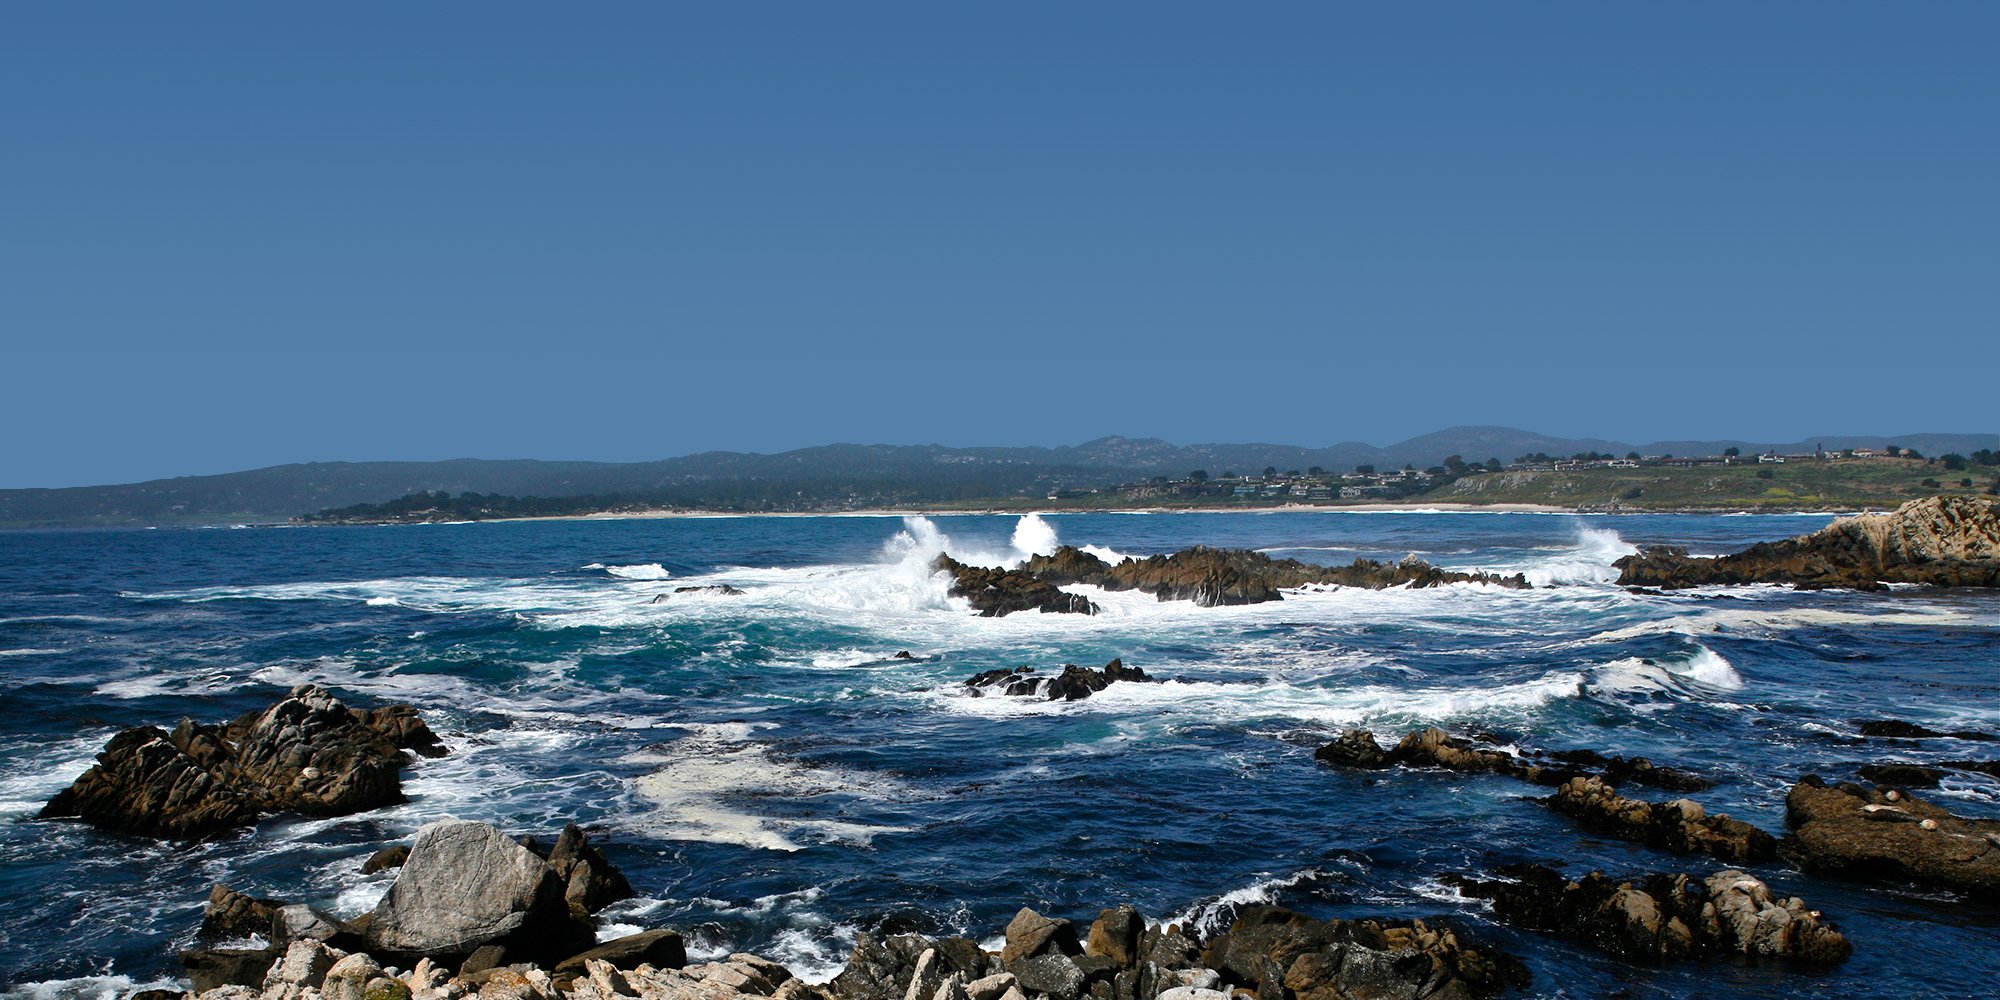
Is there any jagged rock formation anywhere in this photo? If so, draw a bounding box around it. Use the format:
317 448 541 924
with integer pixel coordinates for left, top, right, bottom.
1444 865 1850 965
965 659 1152 702
1313 728 1712 791
935 555 1099 617
1546 777 1777 864
38 684 446 838
1023 546 1529 606
936 545 1527 616
1615 496 2000 591
1782 775 2000 896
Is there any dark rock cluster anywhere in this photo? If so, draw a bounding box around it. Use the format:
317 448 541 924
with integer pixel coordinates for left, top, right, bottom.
936 546 1527 616
1614 496 2000 591
1023 546 1528 607
935 555 1099 617
965 659 1152 702
38 684 446 839
1444 865 1850 965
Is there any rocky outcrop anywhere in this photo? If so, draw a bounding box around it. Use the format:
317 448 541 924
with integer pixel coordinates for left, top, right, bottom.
1546 777 1776 864
965 659 1152 702
1445 864 1850 965
1022 546 1529 607
935 556 1098 617
1314 728 1711 792
1615 496 2000 591
1202 904 1527 1000
1782 775 2000 897
935 545 1527 616
38 684 446 839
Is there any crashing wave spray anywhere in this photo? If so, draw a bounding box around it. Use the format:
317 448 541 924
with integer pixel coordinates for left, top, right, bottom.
1524 524 1640 587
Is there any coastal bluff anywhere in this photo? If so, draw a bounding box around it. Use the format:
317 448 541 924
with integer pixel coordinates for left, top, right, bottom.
1615 495 2000 590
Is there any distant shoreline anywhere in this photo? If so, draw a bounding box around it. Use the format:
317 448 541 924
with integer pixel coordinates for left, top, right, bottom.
298 499 1873 527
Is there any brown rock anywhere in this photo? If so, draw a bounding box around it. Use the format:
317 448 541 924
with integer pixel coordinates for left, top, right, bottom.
1615 496 2000 590
1782 775 2000 896
1546 776 1776 863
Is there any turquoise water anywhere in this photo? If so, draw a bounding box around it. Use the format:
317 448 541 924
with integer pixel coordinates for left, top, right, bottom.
1 512 1996 999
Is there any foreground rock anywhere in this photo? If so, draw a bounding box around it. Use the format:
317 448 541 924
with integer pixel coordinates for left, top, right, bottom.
937 545 1528 615
1202 904 1526 1000
965 659 1151 701
1782 776 2000 897
181 820 638 990
1546 777 1777 864
1615 496 2000 591
831 903 1521 1000
1445 864 1850 965
38 684 446 838
366 819 630 964
1314 728 1711 792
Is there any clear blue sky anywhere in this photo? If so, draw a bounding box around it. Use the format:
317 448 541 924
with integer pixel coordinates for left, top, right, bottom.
3 4 1995 488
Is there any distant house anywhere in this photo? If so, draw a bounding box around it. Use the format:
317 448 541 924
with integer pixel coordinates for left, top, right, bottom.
1850 448 1877 458
1759 452 1785 464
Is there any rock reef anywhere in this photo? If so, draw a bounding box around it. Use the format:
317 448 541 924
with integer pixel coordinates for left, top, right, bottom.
1782 775 2000 897
1545 777 1777 864
937 546 1528 616
1444 865 1850 965
1614 496 2000 591
38 684 447 839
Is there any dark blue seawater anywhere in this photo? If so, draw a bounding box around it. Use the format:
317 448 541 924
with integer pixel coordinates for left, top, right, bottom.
2 512 1997 1000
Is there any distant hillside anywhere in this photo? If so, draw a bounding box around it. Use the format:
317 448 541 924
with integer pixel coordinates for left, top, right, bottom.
3 427 1995 528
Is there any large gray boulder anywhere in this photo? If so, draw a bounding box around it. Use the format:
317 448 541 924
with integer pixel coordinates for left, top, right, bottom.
365 819 586 961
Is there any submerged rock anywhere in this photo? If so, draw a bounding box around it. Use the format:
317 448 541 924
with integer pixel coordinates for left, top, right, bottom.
38 684 445 838
1782 775 2000 897
1856 719 1997 741
1614 496 2000 590
1314 728 1712 792
1546 776 1777 864
1446 864 1850 965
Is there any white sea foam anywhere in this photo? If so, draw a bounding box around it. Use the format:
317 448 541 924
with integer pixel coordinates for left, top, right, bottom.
0 973 186 1000
1169 869 1327 939
1587 644 1745 708
607 563 672 580
626 723 910 851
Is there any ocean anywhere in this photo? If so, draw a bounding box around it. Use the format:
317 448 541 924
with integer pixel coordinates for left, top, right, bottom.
1 511 1995 999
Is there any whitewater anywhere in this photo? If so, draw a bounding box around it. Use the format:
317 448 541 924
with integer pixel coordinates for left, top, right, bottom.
1 511 1996 1000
